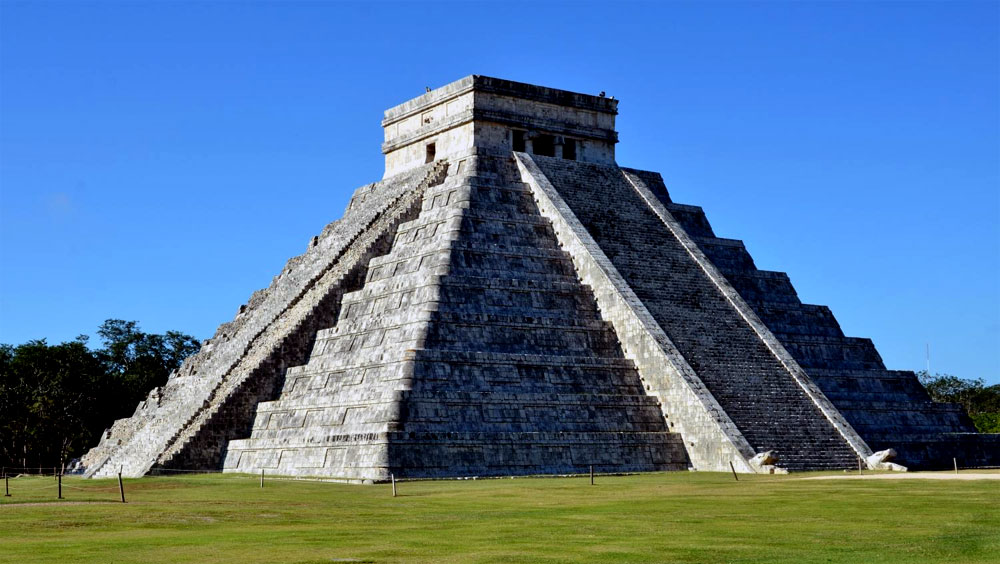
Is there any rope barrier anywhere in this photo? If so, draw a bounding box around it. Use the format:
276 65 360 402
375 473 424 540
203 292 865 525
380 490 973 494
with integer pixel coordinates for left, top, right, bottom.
147 468 224 474
2 463 732 495
58 482 119 493
1 481 57 492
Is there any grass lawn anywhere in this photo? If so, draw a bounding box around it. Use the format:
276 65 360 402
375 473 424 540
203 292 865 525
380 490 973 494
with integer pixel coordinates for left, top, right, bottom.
0 471 997 564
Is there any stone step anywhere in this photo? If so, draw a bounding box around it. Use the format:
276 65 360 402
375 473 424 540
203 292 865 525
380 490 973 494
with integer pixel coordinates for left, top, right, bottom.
244 393 667 438
691 236 757 272
259 390 661 413
440 273 589 289
363 262 585 293
822 390 935 404
315 301 617 354
445 230 562 249
408 349 636 368
425 313 623 355
459 208 555 228
224 430 690 479
407 350 646 394
712 271 801 305
664 203 714 238
747 303 844 338
366 245 450 272
778 335 885 370
447 241 575 263
806 368 934 402
278 369 646 402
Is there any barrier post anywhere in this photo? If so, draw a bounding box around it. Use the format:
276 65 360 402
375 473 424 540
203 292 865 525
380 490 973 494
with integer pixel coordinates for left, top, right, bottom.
729 461 739 481
260 468 264 489
953 458 958 474
590 465 594 485
391 473 397 497
57 472 63 500
118 471 126 503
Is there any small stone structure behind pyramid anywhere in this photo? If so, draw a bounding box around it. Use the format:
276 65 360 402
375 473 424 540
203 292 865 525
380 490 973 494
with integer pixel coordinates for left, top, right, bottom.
79 76 999 480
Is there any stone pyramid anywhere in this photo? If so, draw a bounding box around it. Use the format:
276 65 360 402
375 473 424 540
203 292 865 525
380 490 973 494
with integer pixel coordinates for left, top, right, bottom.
80 76 998 480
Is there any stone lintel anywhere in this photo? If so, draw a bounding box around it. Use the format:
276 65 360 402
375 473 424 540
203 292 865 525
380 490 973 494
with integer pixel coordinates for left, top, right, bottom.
383 75 617 125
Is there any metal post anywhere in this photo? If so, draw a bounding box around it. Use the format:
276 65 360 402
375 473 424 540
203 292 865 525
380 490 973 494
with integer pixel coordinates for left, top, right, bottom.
858 457 863 475
953 458 958 474
590 465 594 485
260 468 264 488
391 473 397 497
729 461 739 481
118 471 126 503
4 470 9 497
57 472 63 500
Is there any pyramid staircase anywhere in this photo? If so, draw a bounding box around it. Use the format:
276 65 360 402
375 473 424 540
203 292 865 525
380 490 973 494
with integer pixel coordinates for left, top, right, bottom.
222 156 688 479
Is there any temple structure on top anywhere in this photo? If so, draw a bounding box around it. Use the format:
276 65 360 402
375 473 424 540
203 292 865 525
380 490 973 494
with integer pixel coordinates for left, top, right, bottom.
381 75 618 177
78 75 998 480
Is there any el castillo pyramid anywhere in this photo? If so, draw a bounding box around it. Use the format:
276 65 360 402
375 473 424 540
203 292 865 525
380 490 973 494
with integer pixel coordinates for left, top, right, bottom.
79 76 999 480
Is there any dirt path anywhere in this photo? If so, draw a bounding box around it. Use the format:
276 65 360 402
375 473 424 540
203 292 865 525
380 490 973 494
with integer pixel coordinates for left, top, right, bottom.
800 472 1000 481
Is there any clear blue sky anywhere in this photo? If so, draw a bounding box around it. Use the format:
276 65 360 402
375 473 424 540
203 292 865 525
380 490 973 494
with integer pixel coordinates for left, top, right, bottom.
1 1 997 383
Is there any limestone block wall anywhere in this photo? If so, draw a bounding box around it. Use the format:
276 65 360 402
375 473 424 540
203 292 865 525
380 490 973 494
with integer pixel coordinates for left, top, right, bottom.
384 122 475 179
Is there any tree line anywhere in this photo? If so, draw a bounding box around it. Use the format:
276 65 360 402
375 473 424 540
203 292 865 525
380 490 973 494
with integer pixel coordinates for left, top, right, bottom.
916 371 1000 433
0 320 200 470
1 321 996 471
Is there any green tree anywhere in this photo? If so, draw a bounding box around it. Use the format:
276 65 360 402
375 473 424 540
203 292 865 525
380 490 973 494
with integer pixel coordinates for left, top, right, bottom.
0 338 104 469
94 319 200 421
0 321 199 470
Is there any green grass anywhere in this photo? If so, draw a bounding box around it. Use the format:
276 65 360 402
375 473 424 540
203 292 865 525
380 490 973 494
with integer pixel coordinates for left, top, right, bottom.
0 471 998 564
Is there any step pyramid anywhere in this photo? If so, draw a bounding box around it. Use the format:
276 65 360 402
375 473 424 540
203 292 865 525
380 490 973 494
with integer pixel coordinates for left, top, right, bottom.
79 75 998 480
